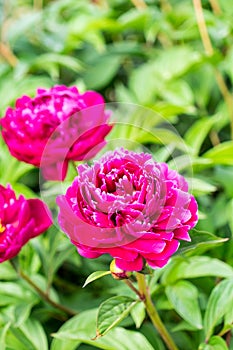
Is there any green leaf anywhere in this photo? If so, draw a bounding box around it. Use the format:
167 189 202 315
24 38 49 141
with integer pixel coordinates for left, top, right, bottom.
160 79 194 106
0 262 17 280
214 166 233 198
50 310 93 350
118 8 151 30
153 46 201 80
185 116 218 156
51 309 154 350
187 177 217 196
0 151 34 186
137 128 187 151
47 246 76 284
129 63 160 104
204 278 233 340
161 256 233 285
166 280 202 329
8 318 48 350
6 12 42 42
0 282 38 306
199 336 228 350
0 75 52 113
169 155 213 172
208 336 228 350
83 271 111 288
0 323 11 350
5 329 29 350
13 303 36 327
227 199 233 237
140 323 166 350
33 230 77 287
10 183 38 199
83 55 121 90
218 324 233 338
202 141 233 165
129 46 201 104
1 302 37 329
177 229 228 256
172 320 199 332
97 296 138 337
130 302 146 329
152 103 193 118
17 318 48 350
31 54 83 78
224 302 233 326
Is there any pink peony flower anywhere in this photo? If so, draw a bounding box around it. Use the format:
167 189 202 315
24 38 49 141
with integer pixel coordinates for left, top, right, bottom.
0 184 52 263
0 86 112 180
56 149 198 271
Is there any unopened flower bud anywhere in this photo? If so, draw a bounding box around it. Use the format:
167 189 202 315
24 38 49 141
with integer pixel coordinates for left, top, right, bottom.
110 259 132 280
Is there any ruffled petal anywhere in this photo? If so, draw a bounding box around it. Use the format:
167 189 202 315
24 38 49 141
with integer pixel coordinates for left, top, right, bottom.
115 256 143 271
27 199 52 236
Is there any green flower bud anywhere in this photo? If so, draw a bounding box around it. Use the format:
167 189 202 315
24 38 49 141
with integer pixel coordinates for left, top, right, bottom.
110 259 132 280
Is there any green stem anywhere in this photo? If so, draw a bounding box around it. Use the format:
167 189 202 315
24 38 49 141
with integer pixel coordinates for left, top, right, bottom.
160 0 172 12
130 0 147 10
0 42 18 67
193 0 233 140
209 0 221 14
10 259 76 316
136 273 178 350
123 279 142 299
33 0 43 10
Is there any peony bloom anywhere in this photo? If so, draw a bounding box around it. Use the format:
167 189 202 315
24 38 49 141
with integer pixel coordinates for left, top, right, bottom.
0 85 112 180
57 149 198 271
0 184 52 263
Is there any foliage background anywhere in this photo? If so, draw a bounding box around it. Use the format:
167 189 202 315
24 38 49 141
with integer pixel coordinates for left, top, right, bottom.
0 0 233 349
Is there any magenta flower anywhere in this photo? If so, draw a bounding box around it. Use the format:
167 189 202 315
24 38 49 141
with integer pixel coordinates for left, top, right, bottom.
0 184 52 263
57 149 198 271
0 86 112 180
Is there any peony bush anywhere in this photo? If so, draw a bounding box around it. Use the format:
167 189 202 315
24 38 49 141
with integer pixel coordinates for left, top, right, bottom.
0 87 200 349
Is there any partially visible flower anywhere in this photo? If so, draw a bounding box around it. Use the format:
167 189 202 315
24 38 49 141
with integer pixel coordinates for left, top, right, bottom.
0 184 52 263
0 86 112 180
57 148 198 272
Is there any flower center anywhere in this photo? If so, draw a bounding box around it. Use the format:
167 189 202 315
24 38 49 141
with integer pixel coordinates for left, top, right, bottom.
0 219 6 234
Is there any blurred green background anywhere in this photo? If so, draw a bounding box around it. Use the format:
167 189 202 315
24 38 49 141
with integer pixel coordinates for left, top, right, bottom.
0 0 233 349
